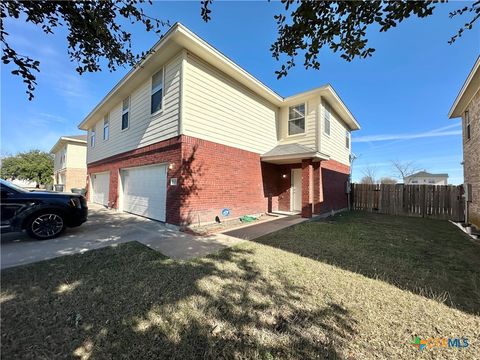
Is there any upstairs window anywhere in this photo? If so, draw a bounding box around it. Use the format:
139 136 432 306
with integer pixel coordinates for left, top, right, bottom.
122 97 130 130
288 104 305 135
103 114 110 140
324 103 331 136
90 128 96 148
151 69 163 114
465 110 471 140
345 129 350 149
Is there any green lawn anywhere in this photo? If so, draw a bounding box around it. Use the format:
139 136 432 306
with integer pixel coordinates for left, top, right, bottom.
1 212 479 359
256 211 480 315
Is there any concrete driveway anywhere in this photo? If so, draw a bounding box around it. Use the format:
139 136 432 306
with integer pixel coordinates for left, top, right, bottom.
1 204 243 269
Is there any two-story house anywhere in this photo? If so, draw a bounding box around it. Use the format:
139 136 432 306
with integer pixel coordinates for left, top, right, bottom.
78 23 360 225
449 56 480 229
403 171 449 185
50 135 87 192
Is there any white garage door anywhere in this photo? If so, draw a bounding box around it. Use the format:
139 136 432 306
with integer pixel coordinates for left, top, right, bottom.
121 164 167 222
91 172 110 206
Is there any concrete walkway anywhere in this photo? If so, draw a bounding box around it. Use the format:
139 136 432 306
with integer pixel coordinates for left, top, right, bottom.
1 204 243 270
222 214 306 240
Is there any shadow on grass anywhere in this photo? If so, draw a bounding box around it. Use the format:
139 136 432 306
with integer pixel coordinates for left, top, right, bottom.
254 211 480 316
1 242 355 359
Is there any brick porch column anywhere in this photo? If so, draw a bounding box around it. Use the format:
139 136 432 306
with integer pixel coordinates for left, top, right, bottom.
301 159 313 218
313 162 323 214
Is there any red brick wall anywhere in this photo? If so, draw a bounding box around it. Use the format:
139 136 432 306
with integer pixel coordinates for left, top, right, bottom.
272 160 349 214
316 160 350 213
179 136 277 225
86 134 350 225
302 159 313 217
87 135 281 225
463 90 480 228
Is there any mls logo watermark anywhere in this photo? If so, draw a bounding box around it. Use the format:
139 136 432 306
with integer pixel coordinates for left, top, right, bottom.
411 336 469 351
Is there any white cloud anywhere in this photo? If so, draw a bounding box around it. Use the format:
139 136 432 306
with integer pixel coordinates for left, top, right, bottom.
353 123 461 143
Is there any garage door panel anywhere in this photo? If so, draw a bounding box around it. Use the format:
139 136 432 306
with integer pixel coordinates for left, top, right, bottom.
91 172 110 206
122 165 167 222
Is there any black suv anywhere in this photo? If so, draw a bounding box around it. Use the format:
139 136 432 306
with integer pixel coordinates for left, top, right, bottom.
0 179 88 239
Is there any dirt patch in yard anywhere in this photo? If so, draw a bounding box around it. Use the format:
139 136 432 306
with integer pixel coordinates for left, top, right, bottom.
182 213 278 236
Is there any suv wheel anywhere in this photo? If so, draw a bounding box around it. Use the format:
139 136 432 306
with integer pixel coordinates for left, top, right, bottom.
26 211 66 240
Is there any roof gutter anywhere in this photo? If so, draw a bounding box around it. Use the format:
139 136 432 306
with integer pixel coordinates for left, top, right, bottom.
448 56 480 118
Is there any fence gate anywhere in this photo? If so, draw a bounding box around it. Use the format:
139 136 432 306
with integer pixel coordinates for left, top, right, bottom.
350 184 464 222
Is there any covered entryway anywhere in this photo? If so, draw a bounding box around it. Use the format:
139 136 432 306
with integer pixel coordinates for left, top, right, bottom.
91 172 110 206
261 143 330 218
120 164 168 222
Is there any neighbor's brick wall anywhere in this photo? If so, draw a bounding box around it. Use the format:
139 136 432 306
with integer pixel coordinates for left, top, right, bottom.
464 90 480 228
65 168 87 192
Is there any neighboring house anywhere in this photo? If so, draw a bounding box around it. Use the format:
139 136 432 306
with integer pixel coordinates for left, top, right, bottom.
449 56 480 228
78 23 360 225
403 171 449 185
50 135 87 192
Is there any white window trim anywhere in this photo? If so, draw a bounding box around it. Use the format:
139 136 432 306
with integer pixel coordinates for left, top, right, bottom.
345 129 350 149
151 67 165 117
103 114 110 141
287 102 307 137
90 128 96 148
121 96 130 132
465 110 471 141
323 103 331 137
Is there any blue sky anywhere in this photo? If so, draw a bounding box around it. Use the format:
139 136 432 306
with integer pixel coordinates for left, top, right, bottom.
1 1 478 184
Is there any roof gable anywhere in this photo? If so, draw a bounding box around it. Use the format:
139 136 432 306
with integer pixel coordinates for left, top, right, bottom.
77 23 359 131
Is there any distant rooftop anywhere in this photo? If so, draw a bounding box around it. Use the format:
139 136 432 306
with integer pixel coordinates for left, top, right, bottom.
64 135 87 141
49 134 87 154
404 171 449 178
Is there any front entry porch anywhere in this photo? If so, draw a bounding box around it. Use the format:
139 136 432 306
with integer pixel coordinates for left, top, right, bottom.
261 143 350 218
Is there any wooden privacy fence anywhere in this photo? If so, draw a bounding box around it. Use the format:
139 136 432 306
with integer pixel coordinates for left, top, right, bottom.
350 184 464 221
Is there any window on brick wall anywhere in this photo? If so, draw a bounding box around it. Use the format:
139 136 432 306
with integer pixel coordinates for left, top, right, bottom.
288 103 305 135
465 110 471 140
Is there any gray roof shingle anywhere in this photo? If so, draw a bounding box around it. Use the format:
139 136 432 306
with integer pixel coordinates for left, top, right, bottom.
262 143 317 157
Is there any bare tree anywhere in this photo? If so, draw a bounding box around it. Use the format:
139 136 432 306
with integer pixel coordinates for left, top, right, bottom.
391 160 420 181
360 176 375 185
361 165 377 184
380 177 397 185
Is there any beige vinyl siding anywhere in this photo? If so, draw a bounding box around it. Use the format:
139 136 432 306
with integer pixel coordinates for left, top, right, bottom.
278 96 319 149
87 53 182 163
319 100 351 165
53 145 66 172
182 53 278 154
66 143 87 169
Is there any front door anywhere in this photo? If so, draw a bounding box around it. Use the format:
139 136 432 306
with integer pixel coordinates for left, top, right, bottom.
291 168 302 212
